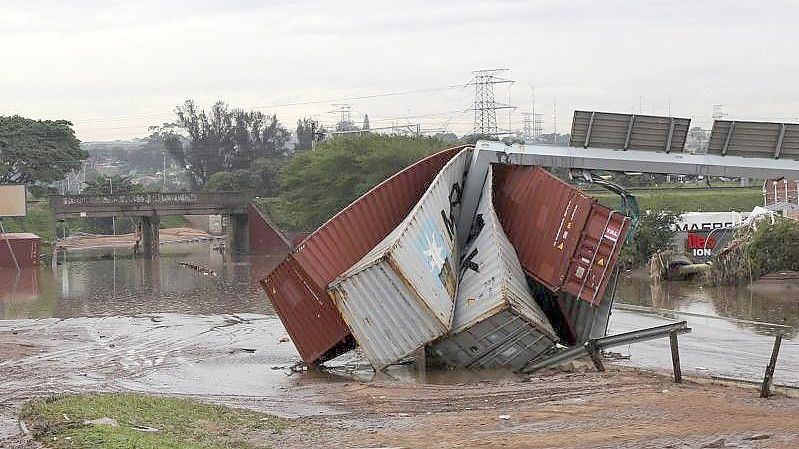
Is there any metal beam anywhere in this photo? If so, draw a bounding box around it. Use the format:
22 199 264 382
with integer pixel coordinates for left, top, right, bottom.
457 141 799 245
521 321 691 374
583 112 596 148
664 117 675 153
722 121 736 156
775 123 786 159
623 115 635 150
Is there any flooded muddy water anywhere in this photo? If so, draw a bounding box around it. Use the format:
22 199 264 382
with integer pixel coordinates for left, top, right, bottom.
610 271 799 387
0 242 283 319
1 244 797 409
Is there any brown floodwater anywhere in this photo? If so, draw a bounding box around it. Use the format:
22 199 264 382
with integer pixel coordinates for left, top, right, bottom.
0 242 283 320
0 246 797 388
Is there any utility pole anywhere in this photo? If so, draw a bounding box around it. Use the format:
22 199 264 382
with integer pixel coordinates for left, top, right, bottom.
162 153 167 192
469 69 515 137
553 97 558 136
107 177 116 236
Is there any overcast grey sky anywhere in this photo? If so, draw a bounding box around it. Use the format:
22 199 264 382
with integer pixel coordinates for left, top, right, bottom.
2 0 798 141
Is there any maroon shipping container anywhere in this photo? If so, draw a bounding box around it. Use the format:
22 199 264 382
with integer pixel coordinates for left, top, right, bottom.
562 205 629 304
248 205 292 254
763 179 799 206
0 233 41 268
493 165 629 304
493 165 593 291
291 146 468 288
261 257 355 362
260 145 469 364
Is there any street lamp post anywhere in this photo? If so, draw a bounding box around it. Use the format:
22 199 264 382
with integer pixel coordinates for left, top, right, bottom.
107 177 116 235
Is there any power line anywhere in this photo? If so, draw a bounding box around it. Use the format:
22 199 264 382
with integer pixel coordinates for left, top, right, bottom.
70 84 471 124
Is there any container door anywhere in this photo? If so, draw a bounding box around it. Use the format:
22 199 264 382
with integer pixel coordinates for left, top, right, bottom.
563 207 629 304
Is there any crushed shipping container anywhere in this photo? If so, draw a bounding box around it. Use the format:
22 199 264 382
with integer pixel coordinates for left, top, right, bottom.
493 165 629 304
529 268 620 345
428 166 558 370
260 146 468 364
328 148 471 370
0 233 41 268
248 205 293 254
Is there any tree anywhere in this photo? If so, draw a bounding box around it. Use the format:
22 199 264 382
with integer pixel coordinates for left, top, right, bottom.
275 134 449 230
0 115 86 185
620 207 680 268
156 100 290 190
81 175 145 234
295 117 320 151
82 175 144 195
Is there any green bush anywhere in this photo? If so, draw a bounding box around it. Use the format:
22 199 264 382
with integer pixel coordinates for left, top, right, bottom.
274 135 450 231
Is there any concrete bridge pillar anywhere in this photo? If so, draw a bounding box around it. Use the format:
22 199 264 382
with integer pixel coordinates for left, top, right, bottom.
227 213 249 254
141 214 160 258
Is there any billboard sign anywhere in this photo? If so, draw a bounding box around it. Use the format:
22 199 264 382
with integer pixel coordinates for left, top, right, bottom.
0 185 26 217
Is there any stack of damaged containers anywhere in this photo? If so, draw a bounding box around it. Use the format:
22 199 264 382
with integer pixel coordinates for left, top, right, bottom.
261 145 631 371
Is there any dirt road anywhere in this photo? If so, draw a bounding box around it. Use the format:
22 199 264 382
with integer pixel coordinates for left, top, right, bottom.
1 315 797 448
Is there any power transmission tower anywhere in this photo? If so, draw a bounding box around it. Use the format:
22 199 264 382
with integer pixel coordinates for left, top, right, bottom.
522 112 532 140
332 104 355 131
533 113 544 138
469 69 515 137
712 104 727 120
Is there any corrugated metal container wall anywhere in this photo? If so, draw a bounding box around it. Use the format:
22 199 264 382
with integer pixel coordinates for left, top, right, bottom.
328 149 470 370
556 267 621 344
428 167 558 370
527 267 620 346
248 205 292 254
0 233 41 267
493 165 592 292
763 179 799 206
293 146 468 288
260 257 355 362
493 165 628 304
260 146 467 364
562 206 630 304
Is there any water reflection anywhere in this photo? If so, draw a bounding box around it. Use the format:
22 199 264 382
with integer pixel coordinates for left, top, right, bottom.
616 271 799 338
0 242 284 320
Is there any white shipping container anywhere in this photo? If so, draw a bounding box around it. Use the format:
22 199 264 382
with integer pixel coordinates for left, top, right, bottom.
328 149 471 370
672 211 743 232
429 166 558 370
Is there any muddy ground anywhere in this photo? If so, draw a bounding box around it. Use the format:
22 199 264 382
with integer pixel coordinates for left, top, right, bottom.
1 314 798 449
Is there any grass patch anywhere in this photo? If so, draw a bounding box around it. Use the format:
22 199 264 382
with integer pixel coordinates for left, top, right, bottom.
592 187 763 213
21 393 288 449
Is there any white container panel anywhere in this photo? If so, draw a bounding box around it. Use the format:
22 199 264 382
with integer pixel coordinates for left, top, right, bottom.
429 165 557 370
333 260 447 369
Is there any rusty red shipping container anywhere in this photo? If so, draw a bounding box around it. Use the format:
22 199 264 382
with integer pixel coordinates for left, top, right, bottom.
493 165 593 292
260 146 468 364
493 165 628 304
561 205 629 304
763 178 799 206
248 205 292 254
261 256 355 362
0 233 41 268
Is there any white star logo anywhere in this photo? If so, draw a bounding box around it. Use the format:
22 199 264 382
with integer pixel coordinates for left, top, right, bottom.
423 233 445 274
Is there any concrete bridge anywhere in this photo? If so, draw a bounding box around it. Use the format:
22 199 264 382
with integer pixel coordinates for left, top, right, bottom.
50 191 252 256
